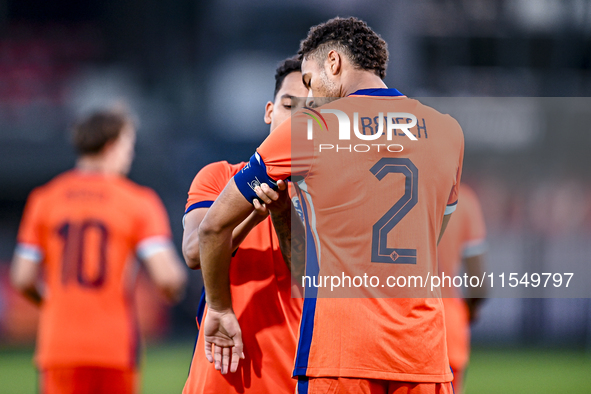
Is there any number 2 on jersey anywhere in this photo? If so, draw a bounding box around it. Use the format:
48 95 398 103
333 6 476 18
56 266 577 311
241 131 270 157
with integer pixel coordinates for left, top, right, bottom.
370 158 418 264
57 220 109 288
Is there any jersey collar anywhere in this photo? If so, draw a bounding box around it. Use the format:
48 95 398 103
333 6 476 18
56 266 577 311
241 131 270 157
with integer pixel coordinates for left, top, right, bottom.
349 88 404 97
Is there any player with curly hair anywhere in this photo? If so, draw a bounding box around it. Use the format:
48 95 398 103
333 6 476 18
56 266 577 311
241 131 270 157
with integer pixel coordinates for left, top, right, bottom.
299 16 388 80
198 17 463 394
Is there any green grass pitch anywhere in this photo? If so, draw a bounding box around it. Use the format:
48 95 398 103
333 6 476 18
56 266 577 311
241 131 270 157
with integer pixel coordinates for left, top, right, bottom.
0 343 590 393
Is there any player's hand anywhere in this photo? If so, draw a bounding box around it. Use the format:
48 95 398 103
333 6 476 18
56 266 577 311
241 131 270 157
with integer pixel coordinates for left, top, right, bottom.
202 307 244 374
251 199 270 221
253 180 289 215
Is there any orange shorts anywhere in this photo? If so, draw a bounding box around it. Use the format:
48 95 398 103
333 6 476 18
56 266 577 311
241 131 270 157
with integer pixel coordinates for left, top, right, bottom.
40 367 138 394
297 377 454 394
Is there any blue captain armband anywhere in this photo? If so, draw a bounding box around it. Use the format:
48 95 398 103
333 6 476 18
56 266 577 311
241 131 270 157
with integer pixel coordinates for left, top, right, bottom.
234 152 278 205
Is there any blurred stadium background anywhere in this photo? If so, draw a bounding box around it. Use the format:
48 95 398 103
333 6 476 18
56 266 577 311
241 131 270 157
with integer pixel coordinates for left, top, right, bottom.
1 0 591 392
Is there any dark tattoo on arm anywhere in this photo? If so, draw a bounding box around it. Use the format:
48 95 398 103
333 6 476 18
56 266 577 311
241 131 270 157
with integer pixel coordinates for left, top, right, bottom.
270 202 306 283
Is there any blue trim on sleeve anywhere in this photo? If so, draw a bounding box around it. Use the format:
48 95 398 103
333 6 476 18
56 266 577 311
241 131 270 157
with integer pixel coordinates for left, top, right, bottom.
185 201 214 215
350 88 404 97
447 200 458 207
233 153 278 205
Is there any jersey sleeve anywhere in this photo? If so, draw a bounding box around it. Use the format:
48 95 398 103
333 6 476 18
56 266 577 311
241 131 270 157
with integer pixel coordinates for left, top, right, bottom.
233 119 292 204
15 188 45 263
461 187 487 258
234 114 312 204
257 117 294 181
445 119 464 215
135 189 173 260
185 161 232 214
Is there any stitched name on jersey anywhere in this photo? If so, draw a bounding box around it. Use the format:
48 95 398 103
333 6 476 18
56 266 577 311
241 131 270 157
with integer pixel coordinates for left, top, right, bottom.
307 110 428 142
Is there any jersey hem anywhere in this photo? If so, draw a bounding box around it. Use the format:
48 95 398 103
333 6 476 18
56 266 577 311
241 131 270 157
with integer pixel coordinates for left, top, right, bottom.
36 359 136 371
294 367 453 383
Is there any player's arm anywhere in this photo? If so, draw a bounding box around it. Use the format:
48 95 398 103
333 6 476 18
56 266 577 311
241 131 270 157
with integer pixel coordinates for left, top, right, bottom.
200 120 294 374
253 182 306 280
462 190 488 323
438 213 452 245
182 206 268 270
137 191 188 303
12 190 44 306
198 178 253 373
10 253 42 306
440 120 464 245
464 252 487 323
140 243 188 303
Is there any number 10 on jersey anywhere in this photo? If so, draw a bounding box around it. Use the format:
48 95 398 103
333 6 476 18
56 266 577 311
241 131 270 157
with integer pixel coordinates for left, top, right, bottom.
57 220 109 288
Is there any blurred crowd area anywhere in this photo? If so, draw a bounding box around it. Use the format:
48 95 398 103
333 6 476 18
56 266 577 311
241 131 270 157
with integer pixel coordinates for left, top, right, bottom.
2 0 591 347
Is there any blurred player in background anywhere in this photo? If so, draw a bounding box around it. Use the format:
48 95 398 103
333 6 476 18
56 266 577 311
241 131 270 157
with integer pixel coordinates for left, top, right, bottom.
438 184 487 394
10 110 187 394
198 17 463 394
181 57 307 394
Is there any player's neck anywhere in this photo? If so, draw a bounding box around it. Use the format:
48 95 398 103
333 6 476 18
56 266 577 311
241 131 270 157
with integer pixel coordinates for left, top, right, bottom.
76 156 116 175
341 71 387 97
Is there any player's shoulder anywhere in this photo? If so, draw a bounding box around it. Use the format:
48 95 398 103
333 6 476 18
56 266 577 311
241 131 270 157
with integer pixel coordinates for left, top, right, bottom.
27 170 76 201
197 160 234 175
413 98 461 124
114 176 160 203
193 160 246 182
459 183 476 199
458 184 482 210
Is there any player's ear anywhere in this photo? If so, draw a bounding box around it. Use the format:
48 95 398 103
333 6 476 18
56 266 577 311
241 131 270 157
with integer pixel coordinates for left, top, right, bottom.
264 101 273 125
327 50 341 76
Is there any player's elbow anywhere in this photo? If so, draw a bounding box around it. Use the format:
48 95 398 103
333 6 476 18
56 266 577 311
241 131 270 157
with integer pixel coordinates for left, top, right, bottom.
182 236 201 270
10 274 27 293
162 271 188 303
10 267 36 295
198 215 226 241
158 280 185 304
156 263 188 303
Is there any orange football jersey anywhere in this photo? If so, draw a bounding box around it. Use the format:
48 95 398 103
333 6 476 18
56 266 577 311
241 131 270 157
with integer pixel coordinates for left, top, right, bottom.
438 184 486 377
234 89 464 382
16 170 172 370
183 161 303 394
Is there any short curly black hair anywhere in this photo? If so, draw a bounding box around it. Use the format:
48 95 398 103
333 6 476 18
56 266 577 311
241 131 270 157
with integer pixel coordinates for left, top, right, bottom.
298 17 388 80
274 56 302 99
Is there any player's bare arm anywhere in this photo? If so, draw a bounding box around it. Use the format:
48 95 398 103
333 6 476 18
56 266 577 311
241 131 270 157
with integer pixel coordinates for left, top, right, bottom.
198 177 253 374
10 254 42 306
464 253 487 322
142 246 188 303
182 206 268 270
253 181 306 280
438 213 453 245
